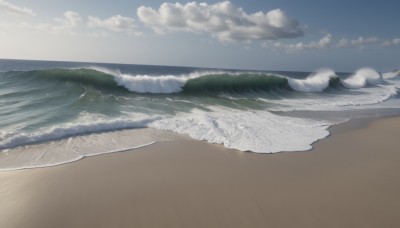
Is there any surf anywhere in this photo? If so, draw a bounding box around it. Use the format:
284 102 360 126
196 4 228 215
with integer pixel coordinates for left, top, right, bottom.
341 68 382 89
1 61 399 162
2 67 385 96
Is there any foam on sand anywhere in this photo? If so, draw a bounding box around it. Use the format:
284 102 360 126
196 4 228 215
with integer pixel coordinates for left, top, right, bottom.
151 107 333 153
0 127 182 171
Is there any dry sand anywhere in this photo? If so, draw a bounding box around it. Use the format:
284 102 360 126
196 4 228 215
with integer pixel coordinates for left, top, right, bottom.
1 116 400 228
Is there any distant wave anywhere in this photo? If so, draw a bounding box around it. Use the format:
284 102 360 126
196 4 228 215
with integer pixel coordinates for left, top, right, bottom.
3 67 389 95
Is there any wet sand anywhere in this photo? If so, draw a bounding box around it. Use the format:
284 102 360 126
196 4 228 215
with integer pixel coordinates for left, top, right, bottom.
1 116 400 228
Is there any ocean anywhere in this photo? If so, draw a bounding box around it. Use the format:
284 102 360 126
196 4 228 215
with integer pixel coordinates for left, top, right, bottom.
0 59 399 170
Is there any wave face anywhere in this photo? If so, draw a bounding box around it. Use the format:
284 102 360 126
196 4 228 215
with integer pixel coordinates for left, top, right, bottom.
5 67 374 95
183 73 290 94
1 59 400 170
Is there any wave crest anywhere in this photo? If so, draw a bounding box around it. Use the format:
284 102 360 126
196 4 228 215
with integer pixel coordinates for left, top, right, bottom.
288 68 337 92
383 70 400 79
4 67 389 95
342 68 382 89
115 74 186 93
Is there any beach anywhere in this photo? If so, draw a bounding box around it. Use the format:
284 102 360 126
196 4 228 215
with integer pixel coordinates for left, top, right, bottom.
1 0 399 227
0 115 399 228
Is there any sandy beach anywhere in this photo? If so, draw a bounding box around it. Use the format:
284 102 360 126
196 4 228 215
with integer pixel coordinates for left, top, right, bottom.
1 116 400 228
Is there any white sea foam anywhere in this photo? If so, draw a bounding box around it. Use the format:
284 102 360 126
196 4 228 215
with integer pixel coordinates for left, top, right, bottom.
89 66 388 94
341 68 382 89
382 71 399 79
0 128 169 171
151 108 333 153
288 68 336 92
266 84 398 112
115 74 187 93
90 66 227 93
2 66 400 171
1 108 336 159
0 115 159 150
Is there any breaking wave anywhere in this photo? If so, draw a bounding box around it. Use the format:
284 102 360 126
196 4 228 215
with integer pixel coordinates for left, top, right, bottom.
288 68 338 92
341 68 382 89
1 61 400 171
4 67 387 95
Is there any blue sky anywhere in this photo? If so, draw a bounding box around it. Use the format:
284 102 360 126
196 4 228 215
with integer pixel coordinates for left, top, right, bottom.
0 0 399 72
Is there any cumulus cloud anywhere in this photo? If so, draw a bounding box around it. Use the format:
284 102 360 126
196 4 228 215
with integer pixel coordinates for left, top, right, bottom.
137 1 303 42
336 36 380 48
265 34 400 52
381 38 400 47
55 11 82 28
36 11 81 35
87 15 141 36
267 33 332 51
0 0 35 16
9 11 141 37
335 36 400 48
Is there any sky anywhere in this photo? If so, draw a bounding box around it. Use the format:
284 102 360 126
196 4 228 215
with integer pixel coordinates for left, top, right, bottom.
0 0 399 72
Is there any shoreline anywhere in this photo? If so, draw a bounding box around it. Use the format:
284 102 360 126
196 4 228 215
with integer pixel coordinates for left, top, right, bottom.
1 110 399 172
1 115 400 227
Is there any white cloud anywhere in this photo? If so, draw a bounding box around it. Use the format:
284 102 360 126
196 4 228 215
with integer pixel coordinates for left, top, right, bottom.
7 11 141 37
0 0 35 16
381 38 400 47
335 36 398 48
265 33 332 51
137 1 303 42
36 11 81 35
0 22 11 28
265 34 400 52
87 15 141 36
56 11 82 27
345 36 380 47
336 38 349 48
86 31 110 38
336 36 387 48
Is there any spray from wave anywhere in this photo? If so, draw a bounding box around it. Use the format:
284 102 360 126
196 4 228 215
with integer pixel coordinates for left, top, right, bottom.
341 68 382 89
90 66 227 93
382 70 400 79
288 68 337 92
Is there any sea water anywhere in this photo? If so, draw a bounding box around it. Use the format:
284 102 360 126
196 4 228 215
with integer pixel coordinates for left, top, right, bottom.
0 59 399 170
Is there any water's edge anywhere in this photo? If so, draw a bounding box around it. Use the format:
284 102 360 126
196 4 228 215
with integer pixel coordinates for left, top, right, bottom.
2 112 399 172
